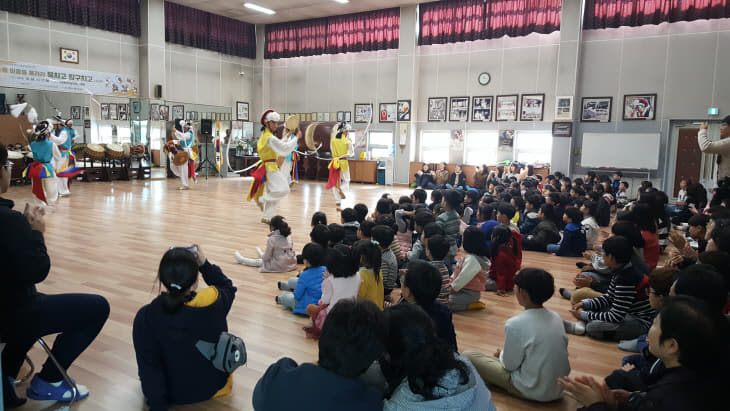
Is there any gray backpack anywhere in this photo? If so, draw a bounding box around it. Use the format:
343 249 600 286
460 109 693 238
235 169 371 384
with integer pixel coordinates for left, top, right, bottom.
195 331 247 373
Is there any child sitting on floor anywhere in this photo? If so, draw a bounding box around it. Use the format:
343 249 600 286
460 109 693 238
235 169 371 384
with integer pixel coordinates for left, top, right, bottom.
581 200 600 250
354 239 384 310
486 225 520 296
406 210 435 261
449 226 490 311
464 268 570 402
277 243 327 315
354 203 368 223
235 216 297 272
372 225 398 302
327 223 345 247
547 207 587 257
357 220 375 240
401 260 457 351
426 234 451 305
305 245 361 339
517 194 541 235
341 208 360 246
522 204 561 252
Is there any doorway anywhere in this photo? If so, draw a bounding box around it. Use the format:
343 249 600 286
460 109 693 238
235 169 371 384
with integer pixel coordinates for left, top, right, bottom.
667 120 723 199
673 127 701 197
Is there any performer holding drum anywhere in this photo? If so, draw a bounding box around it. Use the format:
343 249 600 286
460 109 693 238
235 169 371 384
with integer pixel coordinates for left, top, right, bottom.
23 121 58 206
168 120 196 190
326 122 354 209
48 119 77 196
279 115 301 187
247 110 298 224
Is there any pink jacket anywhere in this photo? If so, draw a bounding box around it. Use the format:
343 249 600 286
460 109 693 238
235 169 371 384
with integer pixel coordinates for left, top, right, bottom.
259 230 297 273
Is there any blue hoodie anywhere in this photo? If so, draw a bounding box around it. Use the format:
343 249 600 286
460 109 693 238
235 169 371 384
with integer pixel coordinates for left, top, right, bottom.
292 266 326 314
557 223 587 257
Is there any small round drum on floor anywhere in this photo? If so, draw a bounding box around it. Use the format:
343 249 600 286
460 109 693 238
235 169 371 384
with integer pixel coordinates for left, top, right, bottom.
85 144 105 161
105 144 124 160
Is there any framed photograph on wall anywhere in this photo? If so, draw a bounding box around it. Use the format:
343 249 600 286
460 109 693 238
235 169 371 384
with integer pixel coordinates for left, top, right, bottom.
119 104 128 120
172 105 184 120
109 103 118 120
495 95 518 121
60 47 79 64
101 103 110 120
337 111 344 122
70 106 81 120
133 101 140 113
379 103 397 123
345 111 352 122
236 101 249 121
580 97 612 122
471 96 493 122
354 104 373 123
520 93 545 121
555 96 573 120
317 112 324 122
623 93 657 120
552 122 573 137
150 104 159 120
449 97 469 122
427 97 447 122
159 105 169 121
397 100 411 121
84 119 91 128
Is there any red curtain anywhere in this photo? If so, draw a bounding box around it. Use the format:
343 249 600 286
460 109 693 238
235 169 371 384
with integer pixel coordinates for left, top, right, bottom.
584 0 730 29
419 0 486 45
165 2 256 59
265 8 399 59
419 0 561 45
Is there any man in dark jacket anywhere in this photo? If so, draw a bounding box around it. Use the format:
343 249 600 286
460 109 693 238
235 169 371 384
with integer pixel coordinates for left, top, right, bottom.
253 300 385 410
0 143 109 408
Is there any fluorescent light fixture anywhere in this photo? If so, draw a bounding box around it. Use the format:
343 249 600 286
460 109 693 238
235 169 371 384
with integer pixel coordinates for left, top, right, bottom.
244 2 275 15
334 0 350 3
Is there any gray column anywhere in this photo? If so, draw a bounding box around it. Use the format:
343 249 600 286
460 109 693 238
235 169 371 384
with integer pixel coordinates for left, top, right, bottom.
138 0 166 99
394 5 419 184
551 0 584 176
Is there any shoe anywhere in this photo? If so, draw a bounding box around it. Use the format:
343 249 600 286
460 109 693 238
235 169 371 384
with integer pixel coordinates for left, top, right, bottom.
563 320 586 336
576 262 588 269
559 288 573 300
261 218 271 224
277 281 284 290
234 251 245 264
618 338 640 353
178 186 189 190
275 296 280 304
468 301 486 310
26 374 89 402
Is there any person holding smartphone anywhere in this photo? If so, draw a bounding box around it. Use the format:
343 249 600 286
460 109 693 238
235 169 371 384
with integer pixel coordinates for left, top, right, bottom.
133 245 238 410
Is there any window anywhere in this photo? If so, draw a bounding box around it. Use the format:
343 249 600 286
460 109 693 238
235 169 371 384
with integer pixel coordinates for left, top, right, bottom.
421 131 450 163
514 131 552 164
117 126 131 144
465 131 498 165
98 125 112 144
369 131 393 159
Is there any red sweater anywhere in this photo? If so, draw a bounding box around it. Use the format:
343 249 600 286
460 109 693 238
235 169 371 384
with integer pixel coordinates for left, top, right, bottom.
489 245 520 292
641 231 659 272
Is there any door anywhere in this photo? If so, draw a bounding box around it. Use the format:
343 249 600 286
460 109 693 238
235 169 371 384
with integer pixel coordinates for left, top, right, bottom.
673 128 701 196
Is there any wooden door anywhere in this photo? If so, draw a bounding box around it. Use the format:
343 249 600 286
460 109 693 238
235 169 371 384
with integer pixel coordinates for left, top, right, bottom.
673 128 701 196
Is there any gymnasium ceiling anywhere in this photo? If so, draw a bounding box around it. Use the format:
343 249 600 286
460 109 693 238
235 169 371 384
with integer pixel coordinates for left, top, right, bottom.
168 0 434 24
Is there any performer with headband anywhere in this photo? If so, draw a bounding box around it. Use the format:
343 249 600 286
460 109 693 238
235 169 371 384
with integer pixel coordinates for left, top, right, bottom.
48 119 78 196
170 120 196 190
247 110 298 224
23 121 58 206
279 119 301 187
326 122 354 209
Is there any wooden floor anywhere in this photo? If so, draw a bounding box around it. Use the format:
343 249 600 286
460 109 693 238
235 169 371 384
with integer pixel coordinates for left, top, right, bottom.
5 174 626 410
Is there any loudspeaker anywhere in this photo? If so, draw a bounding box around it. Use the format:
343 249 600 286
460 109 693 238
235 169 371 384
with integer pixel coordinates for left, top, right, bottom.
0 94 5 114
154 85 163 98
201 119 212 136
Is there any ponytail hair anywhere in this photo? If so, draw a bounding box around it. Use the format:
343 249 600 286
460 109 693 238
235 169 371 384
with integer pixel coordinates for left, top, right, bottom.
157 248 199 314
354 240 382 282
270 215 291 237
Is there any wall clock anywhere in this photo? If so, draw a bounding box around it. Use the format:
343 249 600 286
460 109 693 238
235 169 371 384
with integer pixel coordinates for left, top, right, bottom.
478 72 491 86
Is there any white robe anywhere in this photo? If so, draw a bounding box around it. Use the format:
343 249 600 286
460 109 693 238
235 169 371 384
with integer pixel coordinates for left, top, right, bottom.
260 134 298 220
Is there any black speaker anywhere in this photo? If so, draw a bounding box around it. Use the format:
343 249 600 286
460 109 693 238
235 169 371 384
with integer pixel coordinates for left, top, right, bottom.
0 94 5 114
201 119 212 136
154 85 162 98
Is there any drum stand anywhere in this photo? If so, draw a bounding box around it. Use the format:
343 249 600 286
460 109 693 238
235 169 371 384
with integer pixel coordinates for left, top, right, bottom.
196 134 219 180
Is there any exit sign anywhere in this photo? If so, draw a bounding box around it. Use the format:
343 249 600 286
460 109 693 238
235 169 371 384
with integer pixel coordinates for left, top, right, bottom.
708 107 719 115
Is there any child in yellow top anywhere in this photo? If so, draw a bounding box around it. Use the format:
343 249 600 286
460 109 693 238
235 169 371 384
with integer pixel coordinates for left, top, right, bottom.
354 239 384 310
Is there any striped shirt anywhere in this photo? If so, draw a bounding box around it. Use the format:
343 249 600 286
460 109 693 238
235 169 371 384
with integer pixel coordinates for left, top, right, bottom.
581 263 655 326
430 260 451 305
436 210 461 256
381 249 398 291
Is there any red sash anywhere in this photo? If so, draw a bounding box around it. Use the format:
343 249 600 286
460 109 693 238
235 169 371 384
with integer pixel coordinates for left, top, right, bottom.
326 164 340 189
247 160 276 201
26 162 47 204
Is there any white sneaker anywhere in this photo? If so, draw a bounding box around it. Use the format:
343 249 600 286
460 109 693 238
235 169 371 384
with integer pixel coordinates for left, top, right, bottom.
178 186 190 190
234 251 246 264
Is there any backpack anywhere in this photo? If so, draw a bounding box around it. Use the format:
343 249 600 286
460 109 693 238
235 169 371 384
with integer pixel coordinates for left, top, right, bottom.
196 331 247 373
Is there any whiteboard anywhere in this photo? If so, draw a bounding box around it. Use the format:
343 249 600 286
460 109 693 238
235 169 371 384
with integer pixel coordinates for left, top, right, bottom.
581 132 661 170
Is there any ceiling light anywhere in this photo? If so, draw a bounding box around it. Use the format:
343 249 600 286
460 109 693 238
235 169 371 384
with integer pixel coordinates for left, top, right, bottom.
244 2 275 15
334 0 350 3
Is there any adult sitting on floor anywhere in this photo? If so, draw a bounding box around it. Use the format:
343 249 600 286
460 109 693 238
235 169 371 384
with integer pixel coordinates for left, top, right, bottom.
0 143 110 408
